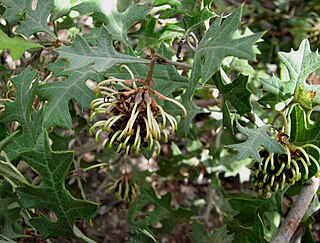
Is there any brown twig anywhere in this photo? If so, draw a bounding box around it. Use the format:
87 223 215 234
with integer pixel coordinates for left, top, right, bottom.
146 50 157 86
154 53 192 69
271 100 293 134
272 176 320 242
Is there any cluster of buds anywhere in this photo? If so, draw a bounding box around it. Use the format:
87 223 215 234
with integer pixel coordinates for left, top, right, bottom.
106 173 140 203
89 74 187 156
250 134 320 198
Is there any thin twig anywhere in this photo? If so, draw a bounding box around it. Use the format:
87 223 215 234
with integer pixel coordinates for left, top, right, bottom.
146 50 157 85
73 156 87 200
272 176 320 243
271 100 293 134
154 53 192 69
204 183 214 222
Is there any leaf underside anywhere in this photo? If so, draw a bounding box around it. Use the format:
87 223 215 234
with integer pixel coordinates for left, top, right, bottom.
261 39 320 104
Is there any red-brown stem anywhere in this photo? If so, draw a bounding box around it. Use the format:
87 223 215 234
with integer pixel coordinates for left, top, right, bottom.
146 50 157 86
147 87 166 100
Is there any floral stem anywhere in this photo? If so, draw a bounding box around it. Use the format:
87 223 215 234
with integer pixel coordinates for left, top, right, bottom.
146 50 157 86
154 53 192 69
272 100 293 134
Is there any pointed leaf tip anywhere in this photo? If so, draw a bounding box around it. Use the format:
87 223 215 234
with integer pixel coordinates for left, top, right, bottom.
228 123 285 162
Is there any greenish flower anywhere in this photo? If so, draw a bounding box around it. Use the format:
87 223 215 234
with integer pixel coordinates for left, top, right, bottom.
89 76 186 156
250 135 320 198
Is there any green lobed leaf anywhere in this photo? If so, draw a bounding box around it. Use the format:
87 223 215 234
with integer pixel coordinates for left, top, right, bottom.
227 123 285 162
180 6 262 135
155 0 215 29
258 93 284 110
181 6 215 31
191 6 263 86
213 72 252 131
17 131 98 239
57 26 147 72
0 29 43 60
130 15 184 51
73 1 149 44
71 0 109 20
289 105 320 178
1 68 44 160
127 187 193 234
190 221 234 243
227 194 278 243
0 181 24 239
0 0 29 23
261 39 320 105
105 5 150 44
290 105 320 146
38 59 103 128
2 0 56 37
129 15 161 50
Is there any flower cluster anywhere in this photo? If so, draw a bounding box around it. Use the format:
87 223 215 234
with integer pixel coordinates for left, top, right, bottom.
250 134 320 198
89 76 186 155
106 173 140 203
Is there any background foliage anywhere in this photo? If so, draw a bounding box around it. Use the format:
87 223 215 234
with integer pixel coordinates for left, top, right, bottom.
0 0 320 242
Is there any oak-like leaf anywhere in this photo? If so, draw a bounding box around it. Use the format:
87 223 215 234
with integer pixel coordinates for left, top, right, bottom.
180 6 263 135
128 187 193 234
1 68 44 160
38 60 103 128
57 26 146 72
227 195 278 242
190 222 234 243
227 123 285 162
192 7 263 85
0 181 25 239
214 75 252 116
72 0 149 44
289 105 320 178
261 39 320 104
17 132 97 239
214 73 252 131
0 29 43 60
1 0 56 37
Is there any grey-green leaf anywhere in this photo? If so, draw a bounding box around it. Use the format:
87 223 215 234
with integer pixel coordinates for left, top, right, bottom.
14 0 56 37
261 39 320 104
193 7 263 85
57 27 146 72
17 132 97 239
228 123 285 162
